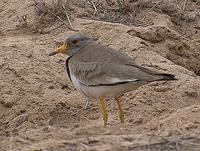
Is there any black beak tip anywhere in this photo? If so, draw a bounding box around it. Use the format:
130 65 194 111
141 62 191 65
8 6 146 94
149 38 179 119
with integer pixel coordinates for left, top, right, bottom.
48 51 58 56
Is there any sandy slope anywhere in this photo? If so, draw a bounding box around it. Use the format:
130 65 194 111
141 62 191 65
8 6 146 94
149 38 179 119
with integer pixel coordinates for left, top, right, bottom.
1 0 200 150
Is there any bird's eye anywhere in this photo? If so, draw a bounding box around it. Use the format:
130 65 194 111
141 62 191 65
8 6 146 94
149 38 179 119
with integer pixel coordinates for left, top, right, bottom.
71 40 78 44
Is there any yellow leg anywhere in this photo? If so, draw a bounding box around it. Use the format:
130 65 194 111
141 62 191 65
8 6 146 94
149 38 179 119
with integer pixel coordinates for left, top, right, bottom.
99 96 108 127
115 97 125 124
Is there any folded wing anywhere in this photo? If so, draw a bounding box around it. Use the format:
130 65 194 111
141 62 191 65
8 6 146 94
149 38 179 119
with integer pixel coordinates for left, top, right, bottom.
69 62 173 86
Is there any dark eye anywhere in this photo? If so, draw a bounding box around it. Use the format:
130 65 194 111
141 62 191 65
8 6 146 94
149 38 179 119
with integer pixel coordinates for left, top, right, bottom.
71 40 78 44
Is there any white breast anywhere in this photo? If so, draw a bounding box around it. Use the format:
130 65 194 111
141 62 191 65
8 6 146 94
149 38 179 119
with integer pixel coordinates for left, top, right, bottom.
69 73 145 99
68 62 146 98
70 74 82 92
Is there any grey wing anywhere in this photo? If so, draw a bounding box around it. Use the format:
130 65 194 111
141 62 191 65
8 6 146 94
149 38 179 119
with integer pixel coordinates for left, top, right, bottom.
74 43 137 65
69 62 163 86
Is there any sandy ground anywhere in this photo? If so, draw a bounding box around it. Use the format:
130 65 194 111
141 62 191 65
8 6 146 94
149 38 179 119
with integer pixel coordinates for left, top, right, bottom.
1 0 200 150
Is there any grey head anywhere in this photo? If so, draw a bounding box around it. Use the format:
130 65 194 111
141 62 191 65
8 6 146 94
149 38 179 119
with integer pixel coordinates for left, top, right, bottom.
49 34 94 57
65 34 94 56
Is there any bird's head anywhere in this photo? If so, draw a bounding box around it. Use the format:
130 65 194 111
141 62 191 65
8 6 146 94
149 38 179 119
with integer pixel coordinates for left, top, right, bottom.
49 34 93 57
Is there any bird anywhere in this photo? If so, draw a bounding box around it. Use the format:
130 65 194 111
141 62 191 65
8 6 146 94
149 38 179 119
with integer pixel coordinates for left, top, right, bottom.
49 34 176 127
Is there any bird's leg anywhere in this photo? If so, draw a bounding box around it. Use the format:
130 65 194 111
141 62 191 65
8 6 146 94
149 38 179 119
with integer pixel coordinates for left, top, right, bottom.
99 96 108 127
115 97 124 124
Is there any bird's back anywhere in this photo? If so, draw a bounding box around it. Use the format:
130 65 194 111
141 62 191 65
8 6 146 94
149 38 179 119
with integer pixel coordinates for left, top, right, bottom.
70 42 136 65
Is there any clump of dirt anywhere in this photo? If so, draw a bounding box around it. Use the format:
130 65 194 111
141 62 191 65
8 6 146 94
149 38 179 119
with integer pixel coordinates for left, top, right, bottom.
1 0 200 151
138 0 200 21
32 0 89 30
127 12 200 75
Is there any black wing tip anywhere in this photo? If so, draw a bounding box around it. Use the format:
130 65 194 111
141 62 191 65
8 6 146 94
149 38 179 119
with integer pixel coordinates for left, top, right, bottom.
159 73 177 81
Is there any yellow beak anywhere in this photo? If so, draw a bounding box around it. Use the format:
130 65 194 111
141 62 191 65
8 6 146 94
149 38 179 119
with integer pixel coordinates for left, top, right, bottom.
49 44 68 56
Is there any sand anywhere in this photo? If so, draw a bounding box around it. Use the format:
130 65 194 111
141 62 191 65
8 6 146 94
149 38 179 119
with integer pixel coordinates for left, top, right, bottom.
1 0 200 150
